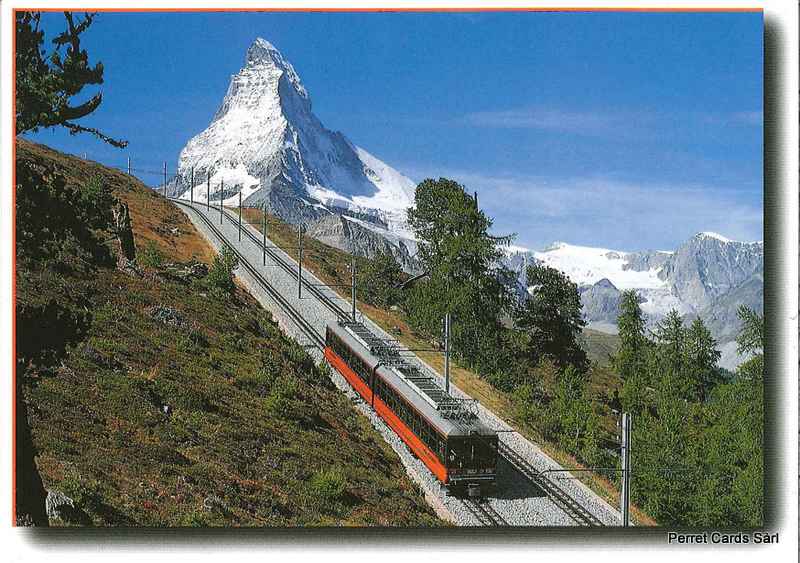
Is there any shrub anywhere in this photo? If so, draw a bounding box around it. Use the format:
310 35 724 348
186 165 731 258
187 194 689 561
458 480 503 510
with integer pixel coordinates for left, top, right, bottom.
265 377 297 417
206 246 238 294
16 163 115 268
308 467 346 503
139 240 164 269
235 369 276 396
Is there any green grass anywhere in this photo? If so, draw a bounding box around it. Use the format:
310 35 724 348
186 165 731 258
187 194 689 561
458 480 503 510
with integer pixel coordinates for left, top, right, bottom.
16 140 442 528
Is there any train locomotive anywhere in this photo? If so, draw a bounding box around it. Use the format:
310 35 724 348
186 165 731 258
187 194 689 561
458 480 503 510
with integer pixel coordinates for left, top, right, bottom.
324 319 498 496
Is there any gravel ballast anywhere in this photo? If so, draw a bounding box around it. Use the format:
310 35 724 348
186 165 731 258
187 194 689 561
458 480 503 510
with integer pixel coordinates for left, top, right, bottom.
176 200 623 527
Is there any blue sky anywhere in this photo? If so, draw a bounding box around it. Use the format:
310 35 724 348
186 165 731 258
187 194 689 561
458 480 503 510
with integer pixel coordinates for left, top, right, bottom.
21 11 763 251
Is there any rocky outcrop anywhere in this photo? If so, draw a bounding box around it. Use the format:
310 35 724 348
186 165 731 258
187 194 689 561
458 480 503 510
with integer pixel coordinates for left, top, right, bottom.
306 214 418 272
579 278 622 325
658 233 763 311
622 250 672 272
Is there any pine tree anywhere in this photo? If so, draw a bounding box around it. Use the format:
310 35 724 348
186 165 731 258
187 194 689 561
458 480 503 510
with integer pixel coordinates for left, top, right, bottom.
735 305 764 382
615 290 648 378
16 11 126 147
651 309 692 400
513 262 588 373
613 290 651 413
406 178 514 373
685 317 722 401
357 251 404 308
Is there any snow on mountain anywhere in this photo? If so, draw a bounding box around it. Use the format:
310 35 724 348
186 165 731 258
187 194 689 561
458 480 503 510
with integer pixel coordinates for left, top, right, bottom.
698 231 733 243
166 38 761 368
506 232 763 369
170 37 417 263
530 242 665 290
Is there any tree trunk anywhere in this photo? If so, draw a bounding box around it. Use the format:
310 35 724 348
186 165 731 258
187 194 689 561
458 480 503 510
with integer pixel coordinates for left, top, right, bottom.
112 200 136 266
15 379 49 526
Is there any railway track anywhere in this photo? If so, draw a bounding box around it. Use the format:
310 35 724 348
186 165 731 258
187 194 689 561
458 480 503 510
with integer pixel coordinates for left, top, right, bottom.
210 203 346 319
498 442 604 527
173 199 607 528
173 200 325 350
461 498 508 527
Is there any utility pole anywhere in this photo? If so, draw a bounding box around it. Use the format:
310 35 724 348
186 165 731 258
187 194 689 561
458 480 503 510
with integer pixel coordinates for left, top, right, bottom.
127 156 131 175
297 224 303 299
238 191 242 241
219 180 224 224
262 203 267 266
444 312 451 394
620 412 632 527
351 257 357 322
474 190 478 208
206 173 210 211
163 162 167 198
190 167 194 205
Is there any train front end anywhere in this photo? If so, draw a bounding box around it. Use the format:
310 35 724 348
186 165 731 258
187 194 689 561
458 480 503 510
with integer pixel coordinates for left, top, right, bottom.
446 431 498 498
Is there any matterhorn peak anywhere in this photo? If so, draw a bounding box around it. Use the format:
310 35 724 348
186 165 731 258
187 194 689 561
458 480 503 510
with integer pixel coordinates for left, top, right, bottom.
246 37 286 68
172 36 417 251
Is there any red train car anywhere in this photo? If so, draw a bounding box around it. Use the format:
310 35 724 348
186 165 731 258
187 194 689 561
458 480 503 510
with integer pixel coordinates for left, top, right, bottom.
325 320 498 496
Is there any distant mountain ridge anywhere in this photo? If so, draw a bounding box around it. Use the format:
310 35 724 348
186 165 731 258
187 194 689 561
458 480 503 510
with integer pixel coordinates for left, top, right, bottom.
504 232 763 370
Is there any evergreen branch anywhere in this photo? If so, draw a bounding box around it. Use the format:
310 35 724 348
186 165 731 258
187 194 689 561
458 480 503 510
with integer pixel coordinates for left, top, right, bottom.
62 120 128 148
59 92 102 121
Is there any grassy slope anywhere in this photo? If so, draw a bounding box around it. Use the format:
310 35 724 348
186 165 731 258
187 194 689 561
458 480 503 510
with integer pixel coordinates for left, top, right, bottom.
16 140 441 527
239 207 655 525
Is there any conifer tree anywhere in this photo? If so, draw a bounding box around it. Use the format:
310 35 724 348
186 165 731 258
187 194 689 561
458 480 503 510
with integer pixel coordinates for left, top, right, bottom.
15 11 126 147
614 290 651 413
685 317 722 401
514 262 588 373
406 178 514 373
735 305 764 382
651 309 691 399
357 251 404 308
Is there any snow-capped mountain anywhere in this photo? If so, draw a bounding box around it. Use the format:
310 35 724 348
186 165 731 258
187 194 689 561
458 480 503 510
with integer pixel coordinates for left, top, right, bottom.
169 38 417 268
167 38 761 369
505 232 763 370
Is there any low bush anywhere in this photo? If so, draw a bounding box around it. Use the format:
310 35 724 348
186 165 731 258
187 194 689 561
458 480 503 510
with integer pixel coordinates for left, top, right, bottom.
308 467 346 503
139 240 164 269
206 246 238 295
265 377 297 418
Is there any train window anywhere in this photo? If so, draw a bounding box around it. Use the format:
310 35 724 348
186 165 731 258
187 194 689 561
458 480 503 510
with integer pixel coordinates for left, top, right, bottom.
373 374 447 463
329 331 373 386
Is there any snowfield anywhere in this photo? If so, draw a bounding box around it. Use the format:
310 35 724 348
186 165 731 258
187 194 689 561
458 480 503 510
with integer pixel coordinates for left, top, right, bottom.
529 242 667 290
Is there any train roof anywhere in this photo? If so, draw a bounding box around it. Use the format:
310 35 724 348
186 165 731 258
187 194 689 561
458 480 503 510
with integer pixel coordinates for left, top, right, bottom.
327 320 495 439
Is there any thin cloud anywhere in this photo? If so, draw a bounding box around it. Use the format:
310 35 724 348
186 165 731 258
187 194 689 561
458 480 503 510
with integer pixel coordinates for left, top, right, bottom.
404 166 762 251
463 107 623 136
462 106 763 137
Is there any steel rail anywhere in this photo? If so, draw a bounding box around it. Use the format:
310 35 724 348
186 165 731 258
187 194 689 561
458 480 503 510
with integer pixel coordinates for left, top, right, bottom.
208 202 348 319
460 497 507 527
498 442 604 527
174 199 603 528
173 200 325 350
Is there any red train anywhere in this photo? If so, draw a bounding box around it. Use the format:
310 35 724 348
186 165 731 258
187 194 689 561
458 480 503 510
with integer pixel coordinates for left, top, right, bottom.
325 320 498 496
